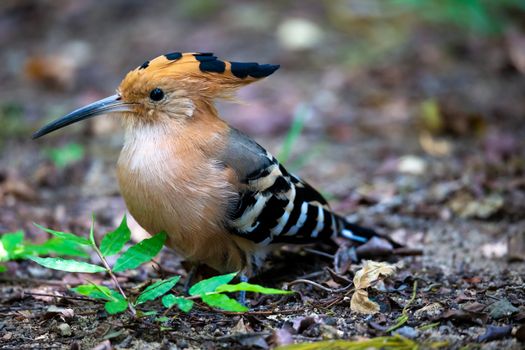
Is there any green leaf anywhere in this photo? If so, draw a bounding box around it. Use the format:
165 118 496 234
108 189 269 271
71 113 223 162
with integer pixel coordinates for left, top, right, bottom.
112 232 166 273
216 282 292 295
140 310 158 317
24 238 88 258
33 223 91 246
189 272 237 296
1 231 25 261
201 293 248 312
89 214 96 246
71 284 113 300
155 316 170 323
1 231 24 254
162 294 194 312
135 275 181 305
0 264 6 273
29 256 106 273
104 299 128 314
278 104 309 164
100 215 131 257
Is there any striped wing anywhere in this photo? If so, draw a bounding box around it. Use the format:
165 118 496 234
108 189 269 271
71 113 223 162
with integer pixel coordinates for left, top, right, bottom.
223 129 341 245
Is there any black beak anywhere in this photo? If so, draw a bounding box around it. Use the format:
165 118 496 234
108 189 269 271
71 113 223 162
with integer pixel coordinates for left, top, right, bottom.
32 94 133 139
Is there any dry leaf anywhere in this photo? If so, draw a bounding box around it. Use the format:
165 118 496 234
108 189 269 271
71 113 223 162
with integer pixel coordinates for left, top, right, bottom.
350 289 380 314
353 260 396 290
350 261 396 314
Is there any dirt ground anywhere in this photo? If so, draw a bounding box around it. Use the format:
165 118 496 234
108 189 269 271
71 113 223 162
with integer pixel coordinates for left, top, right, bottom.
1 1 524 349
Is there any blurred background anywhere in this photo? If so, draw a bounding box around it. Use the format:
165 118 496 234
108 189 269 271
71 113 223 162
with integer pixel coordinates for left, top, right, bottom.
0 0 524 262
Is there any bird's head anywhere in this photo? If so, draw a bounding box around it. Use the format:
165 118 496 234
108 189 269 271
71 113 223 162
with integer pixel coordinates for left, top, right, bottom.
33 52 279 138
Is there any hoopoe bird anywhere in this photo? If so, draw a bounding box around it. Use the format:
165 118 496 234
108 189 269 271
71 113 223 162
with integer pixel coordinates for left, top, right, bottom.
34 52 397 277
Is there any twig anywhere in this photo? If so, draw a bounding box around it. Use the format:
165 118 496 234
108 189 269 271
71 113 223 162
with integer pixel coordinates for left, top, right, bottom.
167 330 272 342
89 217 136 316
287 279 354 293
23 291 100 303
302 248 335 259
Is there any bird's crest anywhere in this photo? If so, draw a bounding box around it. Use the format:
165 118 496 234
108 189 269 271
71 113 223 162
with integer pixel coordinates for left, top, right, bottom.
119 52 279 100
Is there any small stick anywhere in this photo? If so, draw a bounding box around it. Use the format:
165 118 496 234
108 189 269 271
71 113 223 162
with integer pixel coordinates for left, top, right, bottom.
287 279 354 293
23 291 100 303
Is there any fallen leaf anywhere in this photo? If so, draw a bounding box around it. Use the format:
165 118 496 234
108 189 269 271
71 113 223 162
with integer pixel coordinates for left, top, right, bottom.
487 299 519 319
353 261 396 290
461 302 486 313
351 289 380 314
356 237 394 259
440 309 488 325
350 261 396 314
45 305 75 319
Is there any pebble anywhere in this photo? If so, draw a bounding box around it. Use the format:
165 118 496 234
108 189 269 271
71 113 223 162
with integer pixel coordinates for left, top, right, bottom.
57 323 72 337
394 326 419 339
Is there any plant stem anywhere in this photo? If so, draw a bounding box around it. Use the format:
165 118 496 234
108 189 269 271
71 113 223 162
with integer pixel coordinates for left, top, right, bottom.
91 238 136 316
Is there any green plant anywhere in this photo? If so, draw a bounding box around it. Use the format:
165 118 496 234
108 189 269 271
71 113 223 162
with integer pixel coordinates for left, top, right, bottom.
28 215 292 316
278 103 326 173
0 229 88 272
45 142 85 168
394 0 525 35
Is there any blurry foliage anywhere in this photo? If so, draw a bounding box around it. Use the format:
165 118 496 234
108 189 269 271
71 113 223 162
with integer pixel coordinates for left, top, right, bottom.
44 142 85 168
278 104 325 173
276 334 448 350
0 103 27 141
394 0 525 35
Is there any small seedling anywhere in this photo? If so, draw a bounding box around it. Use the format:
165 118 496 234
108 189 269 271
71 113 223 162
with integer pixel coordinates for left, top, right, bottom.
28 214 292 316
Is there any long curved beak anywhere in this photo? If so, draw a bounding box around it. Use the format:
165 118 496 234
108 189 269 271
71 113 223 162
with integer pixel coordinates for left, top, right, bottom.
32 94 133 139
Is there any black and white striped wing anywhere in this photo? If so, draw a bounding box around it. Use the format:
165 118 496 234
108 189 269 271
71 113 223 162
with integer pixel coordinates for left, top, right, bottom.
222 128 341 245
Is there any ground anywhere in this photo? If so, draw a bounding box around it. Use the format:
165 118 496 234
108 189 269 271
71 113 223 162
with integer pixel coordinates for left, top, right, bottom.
0 1 524 349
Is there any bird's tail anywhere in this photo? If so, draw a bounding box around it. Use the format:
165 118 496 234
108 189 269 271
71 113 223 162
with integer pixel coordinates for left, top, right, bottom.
334 214 402 248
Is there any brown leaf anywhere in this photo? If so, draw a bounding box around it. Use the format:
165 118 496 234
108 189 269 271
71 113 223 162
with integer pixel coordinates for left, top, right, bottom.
440 309 488 325
350 289 380 314
356 237 394 259
44 305 74 320
350 261 396 315
461 302 486 313
353 261 396 290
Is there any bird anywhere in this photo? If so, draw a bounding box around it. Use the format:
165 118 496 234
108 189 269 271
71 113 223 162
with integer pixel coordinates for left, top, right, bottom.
33 52 398 277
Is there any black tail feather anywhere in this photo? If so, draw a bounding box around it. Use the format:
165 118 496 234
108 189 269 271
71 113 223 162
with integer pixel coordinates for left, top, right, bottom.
338 218 402 248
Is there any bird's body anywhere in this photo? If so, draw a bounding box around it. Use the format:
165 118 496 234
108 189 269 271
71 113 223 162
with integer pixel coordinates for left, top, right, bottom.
34 52 395 276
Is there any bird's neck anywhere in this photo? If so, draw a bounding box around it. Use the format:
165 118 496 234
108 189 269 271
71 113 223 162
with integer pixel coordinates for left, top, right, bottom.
121 100 228 158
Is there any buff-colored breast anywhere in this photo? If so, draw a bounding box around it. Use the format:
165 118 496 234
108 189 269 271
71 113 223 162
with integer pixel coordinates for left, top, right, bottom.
116 117 259 273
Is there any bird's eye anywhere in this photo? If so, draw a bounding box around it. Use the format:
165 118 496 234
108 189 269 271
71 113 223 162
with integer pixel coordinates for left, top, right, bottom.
149 88 164 101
